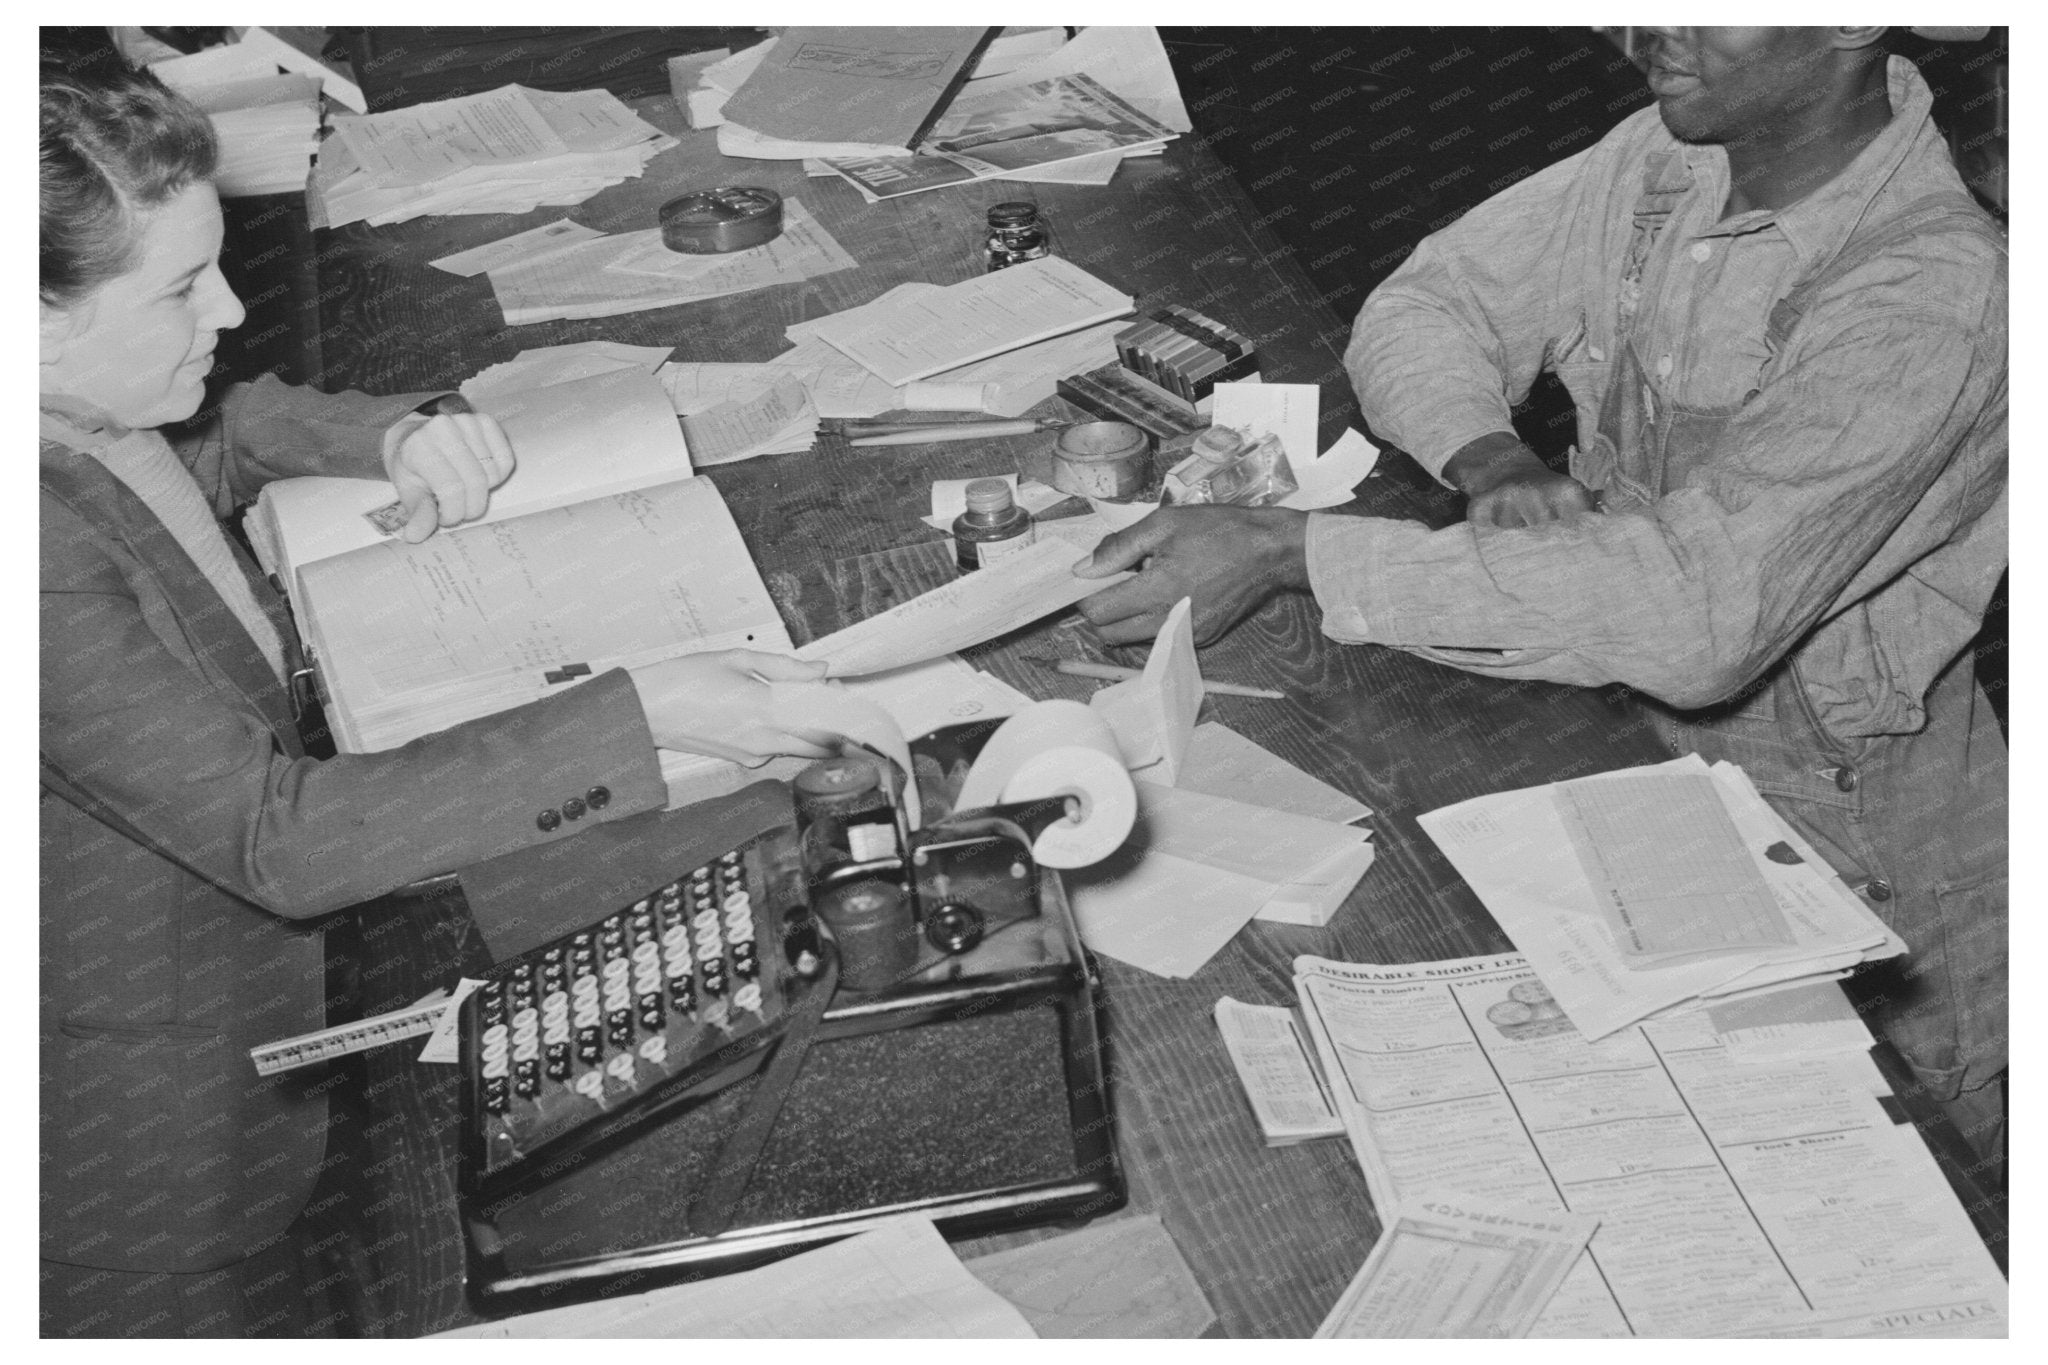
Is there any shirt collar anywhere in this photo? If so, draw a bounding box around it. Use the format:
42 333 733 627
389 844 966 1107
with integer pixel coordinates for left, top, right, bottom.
1684 56 1938 264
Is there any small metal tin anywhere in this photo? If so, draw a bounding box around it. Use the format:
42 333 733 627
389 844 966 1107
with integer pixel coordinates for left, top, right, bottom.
1052 420 1152 500
658 186 785 254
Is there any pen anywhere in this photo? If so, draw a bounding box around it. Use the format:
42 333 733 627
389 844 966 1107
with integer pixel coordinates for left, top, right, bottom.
1025 656 1287 700
845 419 1070 447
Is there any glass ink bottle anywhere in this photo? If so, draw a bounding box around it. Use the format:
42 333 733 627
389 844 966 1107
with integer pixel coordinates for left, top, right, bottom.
984 201 1052 272
952 478 1036 572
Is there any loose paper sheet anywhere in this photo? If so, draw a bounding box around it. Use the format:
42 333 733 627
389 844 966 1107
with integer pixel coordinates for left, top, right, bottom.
1177 722 1372 825
1315 1199 1598 1338
963 1215 1217 1338
429 218 603 276
435 1217 1036 1337
1559 771 1794 961
335 84 568 187
806 255 1133 386
460 339 674 407
1088 597 1200 784
487 199 856 325
1064 781 1370 976
794 533 1128 676
1210 381 1319 467
1277 428 1381 510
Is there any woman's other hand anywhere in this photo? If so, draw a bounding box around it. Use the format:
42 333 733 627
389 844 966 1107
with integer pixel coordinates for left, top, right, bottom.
630 651 836 766
381 404 517 543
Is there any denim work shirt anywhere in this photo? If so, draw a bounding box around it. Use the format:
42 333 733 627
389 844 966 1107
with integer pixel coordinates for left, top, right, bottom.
1323 57 2006 745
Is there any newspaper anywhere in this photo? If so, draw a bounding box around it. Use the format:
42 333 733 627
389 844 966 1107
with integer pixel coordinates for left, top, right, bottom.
1294 954 2007 1338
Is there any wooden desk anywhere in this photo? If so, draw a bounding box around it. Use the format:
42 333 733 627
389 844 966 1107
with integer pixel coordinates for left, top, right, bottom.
298 92 1996 1336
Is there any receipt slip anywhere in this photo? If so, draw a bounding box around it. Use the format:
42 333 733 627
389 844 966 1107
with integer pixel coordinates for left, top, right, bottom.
1213 997 1343 1147
1315 1199 1598 1339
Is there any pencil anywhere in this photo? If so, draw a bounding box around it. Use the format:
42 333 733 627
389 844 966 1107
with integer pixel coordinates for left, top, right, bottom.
1027 657 1287 699
846 420 1051 447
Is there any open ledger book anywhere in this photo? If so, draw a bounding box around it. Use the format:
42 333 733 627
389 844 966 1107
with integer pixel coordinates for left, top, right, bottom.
250 369 808 804
247 368 692 622
252 364 1082 807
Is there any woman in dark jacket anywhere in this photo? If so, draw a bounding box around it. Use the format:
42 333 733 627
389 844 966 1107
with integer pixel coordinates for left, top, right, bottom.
39 54 826 1335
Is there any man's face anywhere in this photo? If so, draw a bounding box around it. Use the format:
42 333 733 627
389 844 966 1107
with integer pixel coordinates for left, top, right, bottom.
1640 28 1838 144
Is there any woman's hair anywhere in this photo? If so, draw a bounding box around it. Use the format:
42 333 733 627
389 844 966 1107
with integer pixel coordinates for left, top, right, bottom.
40 48 218 307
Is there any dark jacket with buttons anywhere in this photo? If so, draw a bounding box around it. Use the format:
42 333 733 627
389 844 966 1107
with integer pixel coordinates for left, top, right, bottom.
40 377 667 1274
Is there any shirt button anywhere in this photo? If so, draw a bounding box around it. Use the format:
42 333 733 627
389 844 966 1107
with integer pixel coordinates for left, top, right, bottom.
587 785 612 810
1690 241 1712 262
1833 765 1859 793
1864 878 1893 902
1657 354 1674 379
536 808 561 833
563 796 587 821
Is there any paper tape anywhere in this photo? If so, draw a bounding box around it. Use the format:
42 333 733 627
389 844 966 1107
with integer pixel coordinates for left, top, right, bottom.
659 186 785 254
768 682 920 831
954 700 1136 868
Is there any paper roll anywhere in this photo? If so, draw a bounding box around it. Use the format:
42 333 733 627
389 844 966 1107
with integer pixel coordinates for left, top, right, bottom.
954 700 1136 868
768 681 921 831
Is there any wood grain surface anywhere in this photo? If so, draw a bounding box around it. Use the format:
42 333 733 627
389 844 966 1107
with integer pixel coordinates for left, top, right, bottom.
318 93 1680 1337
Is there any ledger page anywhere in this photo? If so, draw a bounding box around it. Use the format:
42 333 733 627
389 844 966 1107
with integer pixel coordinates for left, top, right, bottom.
1293 954 2006 1338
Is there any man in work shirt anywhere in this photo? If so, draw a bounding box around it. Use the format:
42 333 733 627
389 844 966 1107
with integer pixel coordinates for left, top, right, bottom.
1078 28 2007 1176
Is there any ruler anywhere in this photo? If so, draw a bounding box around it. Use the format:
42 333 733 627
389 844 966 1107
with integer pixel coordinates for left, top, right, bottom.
248 992 451 1076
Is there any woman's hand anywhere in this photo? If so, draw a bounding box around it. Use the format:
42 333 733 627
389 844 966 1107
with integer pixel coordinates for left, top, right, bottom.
629 651 836 766
381 405 517 543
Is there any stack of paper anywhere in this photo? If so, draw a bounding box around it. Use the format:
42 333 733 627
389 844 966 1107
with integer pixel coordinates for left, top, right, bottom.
679 28 1069 137
151 40 324 198
1417 755 1908 1042
800 256 1134 388
714 27 996 162
310 84 676 228
660 336 899 424
179 73 324 196
678 380 819 465
482 198 857 325
1065 778 1375 978
229 26 366 112
668 41 772 130
1213 996 1347 1147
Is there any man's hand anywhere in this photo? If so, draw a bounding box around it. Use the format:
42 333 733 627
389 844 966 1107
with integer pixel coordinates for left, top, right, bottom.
381 407 517 543
1073 505 1310 646
1443 432 1597 529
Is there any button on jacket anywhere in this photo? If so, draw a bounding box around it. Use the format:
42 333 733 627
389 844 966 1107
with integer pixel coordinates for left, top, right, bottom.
1325 57 2006 1098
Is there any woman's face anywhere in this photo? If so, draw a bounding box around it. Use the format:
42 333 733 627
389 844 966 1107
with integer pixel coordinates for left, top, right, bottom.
39 181 246 430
